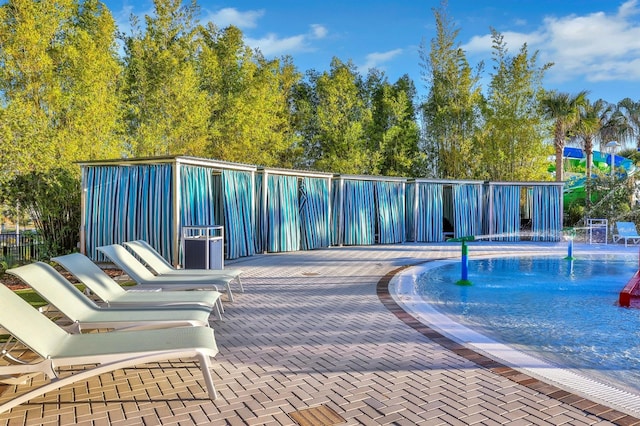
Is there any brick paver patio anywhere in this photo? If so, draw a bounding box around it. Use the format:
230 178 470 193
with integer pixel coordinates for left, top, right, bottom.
1 242 639 425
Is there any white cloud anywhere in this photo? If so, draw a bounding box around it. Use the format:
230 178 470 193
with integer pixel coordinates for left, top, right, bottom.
463 1 640 84
245 25 330 56
246 33 307 56
204 8 264 29
360 49 404 71
310 24 328 39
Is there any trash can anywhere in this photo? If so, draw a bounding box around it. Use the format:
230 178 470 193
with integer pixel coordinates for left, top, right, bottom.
182 226 224 269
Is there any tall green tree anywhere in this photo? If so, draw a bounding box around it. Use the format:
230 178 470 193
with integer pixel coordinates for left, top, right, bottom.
617 98 640 148
366 72 421 177
0 0 122 182
298 58 373 174
541 90 588 182
479 29 552 181
199 24 301 167
123 0 208 157
419 2 483 179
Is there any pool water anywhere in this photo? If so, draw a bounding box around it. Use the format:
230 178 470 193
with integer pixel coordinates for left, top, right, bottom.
417 254 640 394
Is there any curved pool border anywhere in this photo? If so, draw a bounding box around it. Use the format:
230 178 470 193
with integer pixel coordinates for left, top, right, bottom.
377 256 640 424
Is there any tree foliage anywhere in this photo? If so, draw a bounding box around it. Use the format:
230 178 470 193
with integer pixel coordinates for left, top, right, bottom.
478 29 552 181
541 90 589 182
366 72 422 177
122 0 208 157
200 25 301 167
1 169 81 257
419 2 483 179
0 0 122 182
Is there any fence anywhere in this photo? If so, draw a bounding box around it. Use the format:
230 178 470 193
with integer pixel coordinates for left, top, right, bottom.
0 233 43 264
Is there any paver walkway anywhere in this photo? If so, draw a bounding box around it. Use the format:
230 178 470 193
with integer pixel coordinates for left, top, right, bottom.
0 242 638 425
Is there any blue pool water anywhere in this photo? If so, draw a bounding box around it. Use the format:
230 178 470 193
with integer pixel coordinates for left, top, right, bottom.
416 254 640 394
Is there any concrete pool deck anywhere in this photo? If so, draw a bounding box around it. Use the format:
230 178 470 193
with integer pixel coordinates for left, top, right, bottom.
1 241 639 425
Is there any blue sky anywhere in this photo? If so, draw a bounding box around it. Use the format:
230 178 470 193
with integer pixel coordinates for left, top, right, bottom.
105 1 640 104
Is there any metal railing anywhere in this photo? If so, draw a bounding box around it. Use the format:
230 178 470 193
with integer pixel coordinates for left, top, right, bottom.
0 232 43 264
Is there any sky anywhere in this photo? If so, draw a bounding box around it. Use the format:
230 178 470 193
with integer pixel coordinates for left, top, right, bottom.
104 0 640 104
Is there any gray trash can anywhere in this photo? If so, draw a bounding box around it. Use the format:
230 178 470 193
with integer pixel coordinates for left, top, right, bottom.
182 226 224 269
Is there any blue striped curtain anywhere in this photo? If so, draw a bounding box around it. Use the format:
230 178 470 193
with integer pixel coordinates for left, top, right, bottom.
491 185 520 241
337 180 376 245
265 174 300 252
405 183 415 241
178 165 216 264
300 177 331 250
331 179 342 246
415 183 443 242
254 173 264 253
531 185 562 241
180 166 215 229
375 181 405 244
453 184 483 238
222 170 256 259
84 164 173 261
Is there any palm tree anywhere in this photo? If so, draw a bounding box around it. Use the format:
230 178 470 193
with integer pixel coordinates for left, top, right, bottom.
541 91 589 182
617 98 640 147
573 99 620 209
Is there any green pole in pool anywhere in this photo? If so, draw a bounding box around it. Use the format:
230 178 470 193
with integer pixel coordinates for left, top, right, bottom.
447 236 474 286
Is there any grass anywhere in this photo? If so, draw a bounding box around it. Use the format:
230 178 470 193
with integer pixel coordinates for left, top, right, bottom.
13 285 88 309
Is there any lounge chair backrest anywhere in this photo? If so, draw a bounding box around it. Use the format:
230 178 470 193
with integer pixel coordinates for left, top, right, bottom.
0 281 66 357
616 221 639 236
97 244 157 282
53 253 126 301
123 240 174 274
7 263 100 319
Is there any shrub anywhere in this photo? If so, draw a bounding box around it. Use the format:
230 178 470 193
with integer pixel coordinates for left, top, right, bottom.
1 169 80 258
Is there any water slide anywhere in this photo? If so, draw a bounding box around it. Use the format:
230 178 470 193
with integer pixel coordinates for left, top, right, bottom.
561 147 636 206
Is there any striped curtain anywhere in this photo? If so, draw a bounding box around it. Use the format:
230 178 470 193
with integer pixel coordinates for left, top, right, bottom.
453 184 483 239
375 181 405 244
84 164 173 261
405 183 415 241
265 174 300 252
490 185 520 241
335 180 376 246
180 166 215 228
300 177 331 250
221 170 256 259
178 165 216 265
531 185 562 242
415 183 443 242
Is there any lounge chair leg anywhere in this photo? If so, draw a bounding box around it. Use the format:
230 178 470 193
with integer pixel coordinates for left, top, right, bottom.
236 277 244 293
226 285 234 303
197 353 218 400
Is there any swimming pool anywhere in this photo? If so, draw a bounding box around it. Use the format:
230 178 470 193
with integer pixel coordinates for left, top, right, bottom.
414 254 640 394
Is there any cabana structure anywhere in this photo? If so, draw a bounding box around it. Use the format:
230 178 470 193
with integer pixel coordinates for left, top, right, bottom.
407 179 484 242
484 181 564 241
79 157 334 264
79 156 564 265
80 157 258 264
255 167 332 253
331 175 407 246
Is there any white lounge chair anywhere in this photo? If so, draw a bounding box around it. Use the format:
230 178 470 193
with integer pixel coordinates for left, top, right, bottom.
52 253 224 319
613 221 640 247
97 244 238 302
0 282 218 414
7 262 213 333
123 240 244 293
